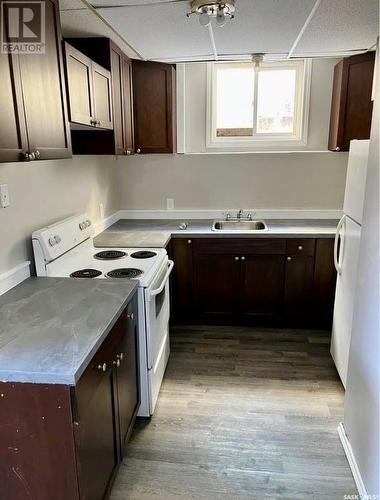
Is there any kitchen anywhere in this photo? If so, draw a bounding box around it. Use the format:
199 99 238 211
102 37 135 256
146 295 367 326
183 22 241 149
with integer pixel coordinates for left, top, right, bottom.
0 0 379 499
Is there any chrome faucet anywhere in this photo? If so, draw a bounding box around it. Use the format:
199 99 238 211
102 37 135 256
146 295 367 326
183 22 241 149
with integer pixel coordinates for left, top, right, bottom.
237 209 244 219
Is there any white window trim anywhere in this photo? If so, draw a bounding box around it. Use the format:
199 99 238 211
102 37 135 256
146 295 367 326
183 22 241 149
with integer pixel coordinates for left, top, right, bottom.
206 59 312 150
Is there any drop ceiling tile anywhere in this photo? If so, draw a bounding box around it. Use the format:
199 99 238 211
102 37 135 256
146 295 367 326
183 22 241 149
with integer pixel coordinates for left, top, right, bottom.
60 9 139 58
292 0 379 56
94 2 214 60
213 0 316 56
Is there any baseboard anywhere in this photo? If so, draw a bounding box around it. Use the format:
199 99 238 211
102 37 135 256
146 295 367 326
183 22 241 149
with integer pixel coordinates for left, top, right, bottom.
93 212 120 236
0 261 31 296
116 209 342 220
338 422 367 497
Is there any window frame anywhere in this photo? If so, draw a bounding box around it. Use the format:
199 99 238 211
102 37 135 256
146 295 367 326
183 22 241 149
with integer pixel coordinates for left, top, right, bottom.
206 59 312 150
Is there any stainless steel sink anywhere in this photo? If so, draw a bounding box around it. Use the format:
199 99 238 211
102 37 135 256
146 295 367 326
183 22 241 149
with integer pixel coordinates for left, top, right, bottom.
212 220 268 231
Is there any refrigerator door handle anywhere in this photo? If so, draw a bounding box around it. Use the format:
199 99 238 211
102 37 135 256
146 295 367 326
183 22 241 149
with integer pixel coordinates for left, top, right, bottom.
334 215 346 275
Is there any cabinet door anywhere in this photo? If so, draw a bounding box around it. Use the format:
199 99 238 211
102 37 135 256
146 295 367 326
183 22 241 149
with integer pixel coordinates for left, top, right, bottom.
92 62 113 130
0 50 28 162
284 255 314 315
74 329 120 500
115 299 139 454
241 255 285 315
329 52 375 151
121 56 134 152
169 238 194 321
133 60 176 153
18 0 71 160
111 48 134 154
65 42 94 127
194 253 240 316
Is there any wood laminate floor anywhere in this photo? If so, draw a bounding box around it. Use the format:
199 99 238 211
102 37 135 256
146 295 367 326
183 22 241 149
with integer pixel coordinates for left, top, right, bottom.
110 326 356 499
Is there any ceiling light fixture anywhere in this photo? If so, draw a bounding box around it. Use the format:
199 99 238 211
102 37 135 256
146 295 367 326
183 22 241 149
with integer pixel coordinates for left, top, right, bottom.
187 0 236 28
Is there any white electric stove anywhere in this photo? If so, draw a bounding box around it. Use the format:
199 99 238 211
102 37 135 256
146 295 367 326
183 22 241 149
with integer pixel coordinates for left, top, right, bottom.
32 214 174 416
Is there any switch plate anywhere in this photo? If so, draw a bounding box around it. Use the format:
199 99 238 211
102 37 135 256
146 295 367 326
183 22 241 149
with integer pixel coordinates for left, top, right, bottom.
0 184 10 208
167 198 174 210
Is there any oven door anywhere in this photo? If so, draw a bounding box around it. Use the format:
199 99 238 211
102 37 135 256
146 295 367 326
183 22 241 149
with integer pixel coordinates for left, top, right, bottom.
144 259 174 371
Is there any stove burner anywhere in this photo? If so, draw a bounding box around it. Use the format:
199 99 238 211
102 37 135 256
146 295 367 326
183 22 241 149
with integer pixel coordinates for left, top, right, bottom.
131 251 157 259
106 268 143 279
94 250 127 260
70 269 102 278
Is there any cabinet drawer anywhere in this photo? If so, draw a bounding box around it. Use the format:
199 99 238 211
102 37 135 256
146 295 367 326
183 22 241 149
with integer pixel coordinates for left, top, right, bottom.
286 239 315 256
196 238 286 255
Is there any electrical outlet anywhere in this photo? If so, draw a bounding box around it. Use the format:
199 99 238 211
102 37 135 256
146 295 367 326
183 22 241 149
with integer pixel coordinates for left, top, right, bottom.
167 198 174 210
99 202 105 219
0 184 10 208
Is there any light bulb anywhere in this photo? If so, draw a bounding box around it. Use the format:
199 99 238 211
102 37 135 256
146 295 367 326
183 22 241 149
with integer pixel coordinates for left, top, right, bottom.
216 11 226 27
199 12 210 26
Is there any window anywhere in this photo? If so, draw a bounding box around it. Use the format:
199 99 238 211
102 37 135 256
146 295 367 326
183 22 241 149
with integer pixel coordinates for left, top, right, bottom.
207 60 311 148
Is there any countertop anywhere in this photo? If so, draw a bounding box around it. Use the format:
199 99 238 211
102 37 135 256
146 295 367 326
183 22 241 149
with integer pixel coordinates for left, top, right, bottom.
94 219 338 248
0 277 137 385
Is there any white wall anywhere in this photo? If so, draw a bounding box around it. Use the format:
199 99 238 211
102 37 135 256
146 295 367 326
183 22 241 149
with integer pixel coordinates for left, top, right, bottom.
0 156 120 274
115 152 347 210
343 47 379 496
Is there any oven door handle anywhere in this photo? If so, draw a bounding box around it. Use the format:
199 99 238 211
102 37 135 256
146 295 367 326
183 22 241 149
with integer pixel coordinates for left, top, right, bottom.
147 260 174 299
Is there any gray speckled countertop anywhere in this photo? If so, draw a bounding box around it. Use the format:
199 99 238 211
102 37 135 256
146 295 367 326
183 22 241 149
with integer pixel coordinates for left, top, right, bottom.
94 219 338 248
0 277 137 385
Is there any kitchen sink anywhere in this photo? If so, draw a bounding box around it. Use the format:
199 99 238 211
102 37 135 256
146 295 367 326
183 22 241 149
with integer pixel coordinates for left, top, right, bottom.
212 220 268 231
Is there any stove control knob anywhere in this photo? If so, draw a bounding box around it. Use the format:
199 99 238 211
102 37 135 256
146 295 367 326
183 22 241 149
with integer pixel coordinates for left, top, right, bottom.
48 237 56 247
79 222 86 230
86 220 92 228
54 235 61 244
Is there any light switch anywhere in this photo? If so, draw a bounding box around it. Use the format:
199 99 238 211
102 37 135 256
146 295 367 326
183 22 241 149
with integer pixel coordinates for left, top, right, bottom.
167 198 174 210
0 184 10 208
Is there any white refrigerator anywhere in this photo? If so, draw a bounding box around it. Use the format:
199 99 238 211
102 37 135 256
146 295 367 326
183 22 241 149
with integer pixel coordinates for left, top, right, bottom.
330 139 370 387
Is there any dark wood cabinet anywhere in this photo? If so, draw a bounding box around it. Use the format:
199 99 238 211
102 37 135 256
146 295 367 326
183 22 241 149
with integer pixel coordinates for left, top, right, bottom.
133 60 176 153
241 255 285 316
65 38 134 155
0 0 71 162
195 253 240 316
114 299 139 453
64 42 113 131
329 52 375 152
169 238 194 321
171 237 336 327
1 296 139 500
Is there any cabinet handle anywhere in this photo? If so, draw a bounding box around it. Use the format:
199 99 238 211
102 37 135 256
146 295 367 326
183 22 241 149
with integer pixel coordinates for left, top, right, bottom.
136 148 141 154
22 152 32 161
116 353 124 361
127 312 134 320
34 150 41 159
97 120 101 126
90 118 96 126
241 256 246 261
113 359 121 368
287 256 292 261
126 149 132 155
97 363 107 372
235 256 240 261
187 239 192 244
298 245 303 251
335 147 340 152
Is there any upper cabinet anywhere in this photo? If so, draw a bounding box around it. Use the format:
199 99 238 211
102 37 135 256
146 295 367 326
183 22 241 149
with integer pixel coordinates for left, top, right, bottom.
133 60 176 154
329 52 375 152
64 43 113 130
64 38 133 155
0 0 71 162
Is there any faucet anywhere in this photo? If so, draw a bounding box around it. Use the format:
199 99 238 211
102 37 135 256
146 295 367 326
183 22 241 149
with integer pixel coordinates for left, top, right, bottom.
237 209 244 220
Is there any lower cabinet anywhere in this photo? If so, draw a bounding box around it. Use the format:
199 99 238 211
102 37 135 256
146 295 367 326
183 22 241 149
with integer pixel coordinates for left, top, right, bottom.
74 296 139 499
169 237 336 326
0 294 139 500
